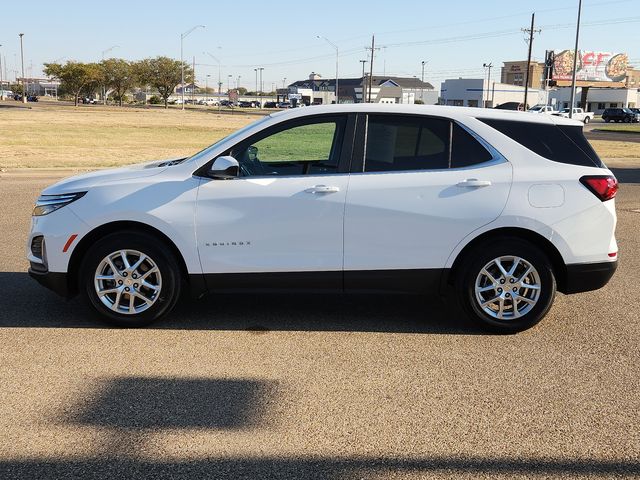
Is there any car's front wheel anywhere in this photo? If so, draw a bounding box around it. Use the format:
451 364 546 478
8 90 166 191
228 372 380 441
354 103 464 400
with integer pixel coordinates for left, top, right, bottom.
583 116 590 124
80 231 182 327
455 238 556 333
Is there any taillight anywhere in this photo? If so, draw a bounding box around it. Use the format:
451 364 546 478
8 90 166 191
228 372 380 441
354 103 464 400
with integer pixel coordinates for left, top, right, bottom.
580 175 618 201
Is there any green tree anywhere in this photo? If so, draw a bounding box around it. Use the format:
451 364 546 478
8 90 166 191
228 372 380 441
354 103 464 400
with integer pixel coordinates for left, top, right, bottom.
43 61 102 106
101 58 135 106
134 57 192 108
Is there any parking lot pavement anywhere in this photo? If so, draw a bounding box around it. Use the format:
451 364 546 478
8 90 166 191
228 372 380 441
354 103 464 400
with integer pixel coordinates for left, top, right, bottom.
0 172 639 479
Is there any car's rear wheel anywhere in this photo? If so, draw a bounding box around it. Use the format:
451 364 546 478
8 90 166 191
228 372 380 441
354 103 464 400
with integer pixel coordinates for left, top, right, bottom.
583 116 590 124
455 238 556 333
80 231 181 327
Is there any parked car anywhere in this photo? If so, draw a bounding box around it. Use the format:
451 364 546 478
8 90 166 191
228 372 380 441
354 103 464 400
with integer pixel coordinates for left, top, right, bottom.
629 108 640 115
495 102 528 111
277 101 292 108
527 104 558 115
263 101 278 108
602 108 640 123
27 105 618 332
554 108 594 124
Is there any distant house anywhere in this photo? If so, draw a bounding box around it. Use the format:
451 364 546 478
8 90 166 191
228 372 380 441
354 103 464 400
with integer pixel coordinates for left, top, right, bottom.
175 83 200 94
287 73 436 105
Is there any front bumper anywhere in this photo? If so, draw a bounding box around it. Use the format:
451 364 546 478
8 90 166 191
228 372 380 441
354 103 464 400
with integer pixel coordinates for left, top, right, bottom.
563 260 617 294
28 267 70 298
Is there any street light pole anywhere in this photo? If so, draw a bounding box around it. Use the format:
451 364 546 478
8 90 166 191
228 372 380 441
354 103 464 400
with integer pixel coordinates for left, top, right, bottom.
101 45 119 105
19 33 26 103
180 25 205 110
258 67 264 106
203 51 222 110
0 44 3 100
317 36 339 104
421 60 428 103
569 0 582 119
254 68 258 105
483 62 493 108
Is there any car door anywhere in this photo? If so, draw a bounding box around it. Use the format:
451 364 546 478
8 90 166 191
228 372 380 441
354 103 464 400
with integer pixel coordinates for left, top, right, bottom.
195 114 354 290
343 113 512 292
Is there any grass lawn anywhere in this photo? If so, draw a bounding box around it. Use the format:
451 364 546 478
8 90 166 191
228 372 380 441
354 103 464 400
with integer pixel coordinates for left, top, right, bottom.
0 104 256 169
594 124 640 133
1 103 639 168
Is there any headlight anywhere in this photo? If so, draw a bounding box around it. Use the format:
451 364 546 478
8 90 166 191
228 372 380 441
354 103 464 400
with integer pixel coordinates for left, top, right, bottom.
33 192 86 216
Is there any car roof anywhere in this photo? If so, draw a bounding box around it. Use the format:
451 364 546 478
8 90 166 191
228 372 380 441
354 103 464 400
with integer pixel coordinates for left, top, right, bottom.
266 103 583 127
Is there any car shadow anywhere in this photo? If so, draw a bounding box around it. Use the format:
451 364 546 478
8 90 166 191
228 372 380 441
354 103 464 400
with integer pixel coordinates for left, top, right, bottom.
2 374 637 479
609 167 640 184
0 272 483 334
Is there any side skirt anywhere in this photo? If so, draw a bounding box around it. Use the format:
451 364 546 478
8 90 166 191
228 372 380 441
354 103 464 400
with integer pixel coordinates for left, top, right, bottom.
190 269 449 295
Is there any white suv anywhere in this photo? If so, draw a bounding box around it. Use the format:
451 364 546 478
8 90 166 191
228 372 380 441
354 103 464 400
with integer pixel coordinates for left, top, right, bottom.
28 105 618 332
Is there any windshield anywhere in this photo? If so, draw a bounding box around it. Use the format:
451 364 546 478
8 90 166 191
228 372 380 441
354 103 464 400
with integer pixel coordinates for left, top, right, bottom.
529 106 542 111
185 115 272 164
623 108 634 114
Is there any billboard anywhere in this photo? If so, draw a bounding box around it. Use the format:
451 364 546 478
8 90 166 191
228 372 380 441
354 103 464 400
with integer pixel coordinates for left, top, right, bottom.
552 50 628 82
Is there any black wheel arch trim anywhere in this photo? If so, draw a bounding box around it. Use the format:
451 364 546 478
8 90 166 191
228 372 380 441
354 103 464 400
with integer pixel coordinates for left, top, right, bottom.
444 227 568 294
66 221 203 299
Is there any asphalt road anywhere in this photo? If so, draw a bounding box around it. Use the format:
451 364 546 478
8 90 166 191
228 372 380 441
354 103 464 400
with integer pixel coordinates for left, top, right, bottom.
0 170 639 479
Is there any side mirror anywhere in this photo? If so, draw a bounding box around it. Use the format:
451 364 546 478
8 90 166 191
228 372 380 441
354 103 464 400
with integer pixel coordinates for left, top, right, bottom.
209 156 239 179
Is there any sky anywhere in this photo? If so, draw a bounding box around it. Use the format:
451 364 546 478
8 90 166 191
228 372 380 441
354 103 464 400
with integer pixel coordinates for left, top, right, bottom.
1 0 639 91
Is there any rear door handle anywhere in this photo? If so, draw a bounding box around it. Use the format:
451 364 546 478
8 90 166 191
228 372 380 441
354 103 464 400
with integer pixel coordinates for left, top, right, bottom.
305 185 340 194
456 178 492 188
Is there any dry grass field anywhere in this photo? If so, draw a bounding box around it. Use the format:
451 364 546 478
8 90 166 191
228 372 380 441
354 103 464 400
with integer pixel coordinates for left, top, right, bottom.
1 103 638 169
0 104 256 169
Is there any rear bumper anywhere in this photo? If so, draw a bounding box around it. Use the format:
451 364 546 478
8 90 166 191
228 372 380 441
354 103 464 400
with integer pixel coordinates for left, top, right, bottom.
28 267 70 298
563 261 617 294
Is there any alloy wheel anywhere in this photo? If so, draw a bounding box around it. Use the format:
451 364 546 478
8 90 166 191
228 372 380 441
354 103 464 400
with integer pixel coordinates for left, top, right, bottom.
94 249 162 315
474 256 541 320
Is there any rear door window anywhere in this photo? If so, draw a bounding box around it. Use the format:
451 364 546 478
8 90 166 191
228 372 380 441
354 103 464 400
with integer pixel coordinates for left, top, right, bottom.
363 115 493 172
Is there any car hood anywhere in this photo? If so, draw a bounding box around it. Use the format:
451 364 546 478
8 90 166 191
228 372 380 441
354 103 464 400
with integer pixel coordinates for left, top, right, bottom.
40 158 185 195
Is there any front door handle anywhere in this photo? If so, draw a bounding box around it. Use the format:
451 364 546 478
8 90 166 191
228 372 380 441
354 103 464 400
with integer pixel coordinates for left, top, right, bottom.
456 178 492 188
305 185 340 194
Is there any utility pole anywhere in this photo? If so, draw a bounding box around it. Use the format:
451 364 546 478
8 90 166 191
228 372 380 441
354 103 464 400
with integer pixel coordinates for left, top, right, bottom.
483 63 493 107
569 0 582 119
19 33 26 103
522 12 541 110
258 67 264 106
366 35 376 103
180 25 205 110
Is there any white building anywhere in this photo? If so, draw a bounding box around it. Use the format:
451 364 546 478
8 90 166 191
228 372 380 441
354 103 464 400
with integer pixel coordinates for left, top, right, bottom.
440 78 547 108
548 87 639 113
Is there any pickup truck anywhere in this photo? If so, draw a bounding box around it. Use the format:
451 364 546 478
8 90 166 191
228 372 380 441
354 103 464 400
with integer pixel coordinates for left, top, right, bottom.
554 108 595 124
528 105 559 115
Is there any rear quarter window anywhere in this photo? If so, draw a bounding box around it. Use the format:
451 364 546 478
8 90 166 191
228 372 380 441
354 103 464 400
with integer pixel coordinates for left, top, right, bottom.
478 118 603 168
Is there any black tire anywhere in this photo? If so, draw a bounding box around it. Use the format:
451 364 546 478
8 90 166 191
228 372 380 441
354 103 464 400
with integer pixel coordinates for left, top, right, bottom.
624 117 631 123
604 118 610 123
79 231 182 327
583 116 590 124
455 237 556 333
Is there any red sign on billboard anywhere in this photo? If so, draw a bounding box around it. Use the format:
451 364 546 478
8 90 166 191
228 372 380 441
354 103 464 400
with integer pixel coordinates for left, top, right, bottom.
553 50 628 82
